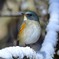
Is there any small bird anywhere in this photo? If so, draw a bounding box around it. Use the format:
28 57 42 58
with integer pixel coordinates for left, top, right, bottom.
17 11 41 46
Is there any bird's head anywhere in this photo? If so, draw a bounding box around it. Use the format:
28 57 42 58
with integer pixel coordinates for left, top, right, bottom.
23 11 39 22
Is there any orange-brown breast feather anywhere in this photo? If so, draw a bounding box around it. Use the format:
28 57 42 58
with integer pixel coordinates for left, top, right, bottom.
18 22 26 37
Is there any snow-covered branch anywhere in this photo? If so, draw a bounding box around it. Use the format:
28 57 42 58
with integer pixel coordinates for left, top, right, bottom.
0 0 59 59
0 46 37 59
39 0 59 59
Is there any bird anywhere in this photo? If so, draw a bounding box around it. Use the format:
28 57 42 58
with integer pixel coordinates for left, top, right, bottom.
17 11 41 46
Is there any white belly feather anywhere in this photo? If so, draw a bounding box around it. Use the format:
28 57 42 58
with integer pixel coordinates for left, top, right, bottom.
22 20 41 44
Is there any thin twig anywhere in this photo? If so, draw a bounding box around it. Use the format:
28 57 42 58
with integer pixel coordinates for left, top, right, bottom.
0 12 23 17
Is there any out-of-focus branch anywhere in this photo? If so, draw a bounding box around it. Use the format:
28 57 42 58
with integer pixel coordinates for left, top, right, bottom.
39 0 59 59
0 12 23 17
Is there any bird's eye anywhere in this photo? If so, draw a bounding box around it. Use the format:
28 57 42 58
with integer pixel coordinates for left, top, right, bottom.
27 14 33 17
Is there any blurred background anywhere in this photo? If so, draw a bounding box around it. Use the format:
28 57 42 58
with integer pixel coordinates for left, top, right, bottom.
0 0 59 59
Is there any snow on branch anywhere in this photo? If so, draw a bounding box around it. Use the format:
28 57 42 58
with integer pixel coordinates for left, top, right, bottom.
0 0 59 59
0 46 37 59
39 0 59 59
0 46 44 59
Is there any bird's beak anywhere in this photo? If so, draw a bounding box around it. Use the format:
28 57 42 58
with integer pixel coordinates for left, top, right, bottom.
24 15 27 21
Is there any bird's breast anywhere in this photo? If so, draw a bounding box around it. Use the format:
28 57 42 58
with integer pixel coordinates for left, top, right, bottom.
18 21 41 45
